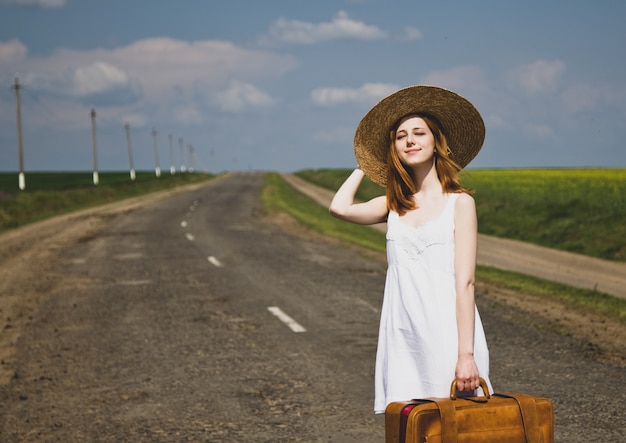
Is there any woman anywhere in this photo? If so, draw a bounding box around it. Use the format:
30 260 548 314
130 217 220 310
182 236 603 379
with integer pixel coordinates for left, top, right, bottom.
329 85 492 414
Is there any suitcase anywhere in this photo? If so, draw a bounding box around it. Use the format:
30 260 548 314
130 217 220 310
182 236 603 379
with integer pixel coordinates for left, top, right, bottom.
385 378 554 443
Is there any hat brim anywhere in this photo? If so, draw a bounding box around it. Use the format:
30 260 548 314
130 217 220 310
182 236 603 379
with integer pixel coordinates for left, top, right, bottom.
354 85 485 187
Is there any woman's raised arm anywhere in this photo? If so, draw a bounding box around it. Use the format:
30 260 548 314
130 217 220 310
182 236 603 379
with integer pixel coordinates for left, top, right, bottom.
329 168 388 225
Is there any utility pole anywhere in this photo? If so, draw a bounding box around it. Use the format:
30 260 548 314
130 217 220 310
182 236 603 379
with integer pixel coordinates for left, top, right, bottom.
192 147 210 173
11 76 25 190
125 122 136 181
187 144 195 173
178 137 186 172
168 134 175 175
90 108 99 185
151 128 161 177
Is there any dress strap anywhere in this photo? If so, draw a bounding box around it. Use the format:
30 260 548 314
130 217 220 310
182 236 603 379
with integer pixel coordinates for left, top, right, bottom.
444 193 461 216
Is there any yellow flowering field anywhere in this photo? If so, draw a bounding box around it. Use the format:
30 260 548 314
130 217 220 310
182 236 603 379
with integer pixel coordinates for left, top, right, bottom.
462 168 625 261
298 168 626 262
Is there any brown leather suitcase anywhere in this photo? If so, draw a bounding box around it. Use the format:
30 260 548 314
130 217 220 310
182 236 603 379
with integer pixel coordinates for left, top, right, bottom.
385 379 554 443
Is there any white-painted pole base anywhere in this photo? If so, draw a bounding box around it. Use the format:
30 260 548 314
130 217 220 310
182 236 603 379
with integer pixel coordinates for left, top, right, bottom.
18 172 25 190
93 171 99 185
155 167 161 177
130 169 136 181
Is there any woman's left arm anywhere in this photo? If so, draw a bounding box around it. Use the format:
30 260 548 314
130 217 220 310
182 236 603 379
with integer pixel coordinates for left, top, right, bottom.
453 193 480 392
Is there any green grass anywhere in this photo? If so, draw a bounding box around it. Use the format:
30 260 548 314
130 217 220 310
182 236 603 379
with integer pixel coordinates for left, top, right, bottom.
295 168 385 203
0 171 215 233
296 168 626 262
463 168 626 261
0 171 131 191
262 172 385 252
476 266 626 324
264 171 626 326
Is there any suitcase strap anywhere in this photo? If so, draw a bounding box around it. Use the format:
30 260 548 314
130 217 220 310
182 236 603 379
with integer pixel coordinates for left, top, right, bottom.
495 393 542 443
429 394 542 443
431 398 459 443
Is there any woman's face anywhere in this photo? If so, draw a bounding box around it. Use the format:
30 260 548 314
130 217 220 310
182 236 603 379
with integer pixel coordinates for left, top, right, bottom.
394 116 436 167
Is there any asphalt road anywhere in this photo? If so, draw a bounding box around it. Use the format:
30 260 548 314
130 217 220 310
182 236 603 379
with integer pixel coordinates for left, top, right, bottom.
0 172 624 442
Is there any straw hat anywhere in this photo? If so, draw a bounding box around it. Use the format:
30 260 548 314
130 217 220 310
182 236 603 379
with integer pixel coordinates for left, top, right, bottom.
354 85 485 186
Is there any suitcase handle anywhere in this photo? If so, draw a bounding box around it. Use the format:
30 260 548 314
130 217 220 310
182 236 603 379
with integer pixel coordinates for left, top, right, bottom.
449 377 491 400
442 381 545 443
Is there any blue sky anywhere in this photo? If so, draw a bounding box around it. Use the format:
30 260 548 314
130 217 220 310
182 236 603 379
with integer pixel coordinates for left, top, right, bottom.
0 0 625 174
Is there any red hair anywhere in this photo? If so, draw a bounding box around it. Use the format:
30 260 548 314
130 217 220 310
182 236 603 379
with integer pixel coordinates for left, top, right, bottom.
386 113 473 215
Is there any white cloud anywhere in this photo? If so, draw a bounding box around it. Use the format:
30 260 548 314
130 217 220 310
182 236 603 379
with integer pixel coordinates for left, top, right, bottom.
215 81 275 113
421 66 488 93
72 62 131 96
507 59 566 94
526 123 555 139
561 83 626 119
485 113 507 130
313 126 353 144
259 10 386 46
561 84 598 114
99 38 294 101
401 26 423 41
1 0 65 7
173 105 204 125
4 37 294 100
121 113 148 128
0 37 295 127
311 82 398 106
0 39 28 63
19 61 142 106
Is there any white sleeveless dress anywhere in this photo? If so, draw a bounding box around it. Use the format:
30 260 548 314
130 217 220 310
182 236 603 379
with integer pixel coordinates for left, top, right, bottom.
374 193 492 414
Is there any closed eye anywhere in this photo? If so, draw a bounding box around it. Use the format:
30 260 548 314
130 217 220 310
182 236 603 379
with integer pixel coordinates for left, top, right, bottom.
396 131 407 140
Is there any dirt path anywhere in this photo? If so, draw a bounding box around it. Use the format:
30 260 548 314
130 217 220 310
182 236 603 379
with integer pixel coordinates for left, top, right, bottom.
283 173 626 300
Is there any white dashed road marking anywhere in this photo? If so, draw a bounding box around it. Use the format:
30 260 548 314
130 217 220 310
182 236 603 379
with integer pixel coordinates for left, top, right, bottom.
113 253 144 260
207 256 223 267
267 306 306 333
117 280 152 286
